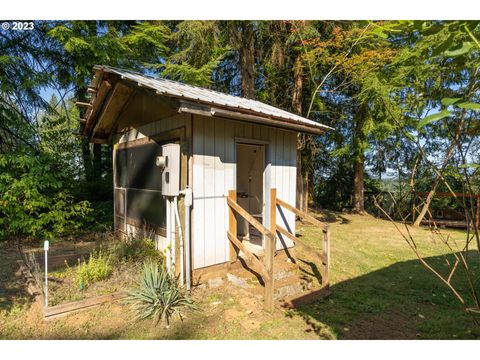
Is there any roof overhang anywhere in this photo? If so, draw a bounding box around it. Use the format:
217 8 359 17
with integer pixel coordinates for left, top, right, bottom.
176 100 327 135
79 65 333 143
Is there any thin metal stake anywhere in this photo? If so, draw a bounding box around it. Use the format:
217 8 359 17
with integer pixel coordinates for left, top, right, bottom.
44 240 49 308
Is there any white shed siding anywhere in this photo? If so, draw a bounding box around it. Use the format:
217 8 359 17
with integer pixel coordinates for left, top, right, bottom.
192 115 297 269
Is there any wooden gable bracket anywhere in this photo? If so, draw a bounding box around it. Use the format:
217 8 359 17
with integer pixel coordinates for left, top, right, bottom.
91 81 135 143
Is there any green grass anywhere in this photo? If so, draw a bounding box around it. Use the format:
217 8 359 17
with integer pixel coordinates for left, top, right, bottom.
0 213 479 339
294 212 480 339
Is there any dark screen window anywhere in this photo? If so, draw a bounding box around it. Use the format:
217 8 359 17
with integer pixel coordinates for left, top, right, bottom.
114 138 179 233
115 141 164 191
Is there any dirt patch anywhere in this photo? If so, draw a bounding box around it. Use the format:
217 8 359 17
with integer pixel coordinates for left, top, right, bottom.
242 318 261 332
224 309 244 322
342 309 419 340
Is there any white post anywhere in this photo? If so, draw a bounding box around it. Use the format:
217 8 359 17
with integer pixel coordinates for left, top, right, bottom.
43 240 49 308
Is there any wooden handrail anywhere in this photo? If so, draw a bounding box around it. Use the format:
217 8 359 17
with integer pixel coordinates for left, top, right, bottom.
276 197 328 232
227 197 275 239
227 231 270 281
276 197 330 289
226 190 331 308
276 225 326 264
227 189 276 311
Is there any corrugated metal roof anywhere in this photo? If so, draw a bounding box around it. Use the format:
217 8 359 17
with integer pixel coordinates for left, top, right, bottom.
93 65 333 133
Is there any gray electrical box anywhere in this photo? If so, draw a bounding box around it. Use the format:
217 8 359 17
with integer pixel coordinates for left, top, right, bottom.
160 143 180 196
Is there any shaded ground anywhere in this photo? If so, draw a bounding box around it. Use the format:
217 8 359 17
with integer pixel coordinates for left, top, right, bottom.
1 213 479 339
0 243 27 315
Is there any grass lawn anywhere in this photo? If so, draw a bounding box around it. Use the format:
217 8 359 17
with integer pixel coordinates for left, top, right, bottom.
0 212 479 339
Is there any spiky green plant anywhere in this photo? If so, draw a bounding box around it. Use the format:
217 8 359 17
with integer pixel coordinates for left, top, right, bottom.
126 260 197 325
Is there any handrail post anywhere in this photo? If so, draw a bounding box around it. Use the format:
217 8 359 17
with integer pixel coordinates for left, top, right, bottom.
264 188 276 311
228 190 238 263
323 225 331 289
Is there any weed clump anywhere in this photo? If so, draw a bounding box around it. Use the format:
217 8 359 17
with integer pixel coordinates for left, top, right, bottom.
75 249 113 289
113 231 164 264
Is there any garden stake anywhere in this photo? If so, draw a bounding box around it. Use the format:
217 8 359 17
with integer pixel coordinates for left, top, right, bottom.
44 240 49 308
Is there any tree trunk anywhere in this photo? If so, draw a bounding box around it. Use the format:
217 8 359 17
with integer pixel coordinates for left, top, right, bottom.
93 143 102 179
292 55 306 212
292 56 303 114
239 21 255 99
352 103 367 213
353 156 365 213
81 139 94 182
303 171 309 212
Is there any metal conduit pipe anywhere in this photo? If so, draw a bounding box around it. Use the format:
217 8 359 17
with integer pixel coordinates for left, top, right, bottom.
179 187 193 290
173 196 184 286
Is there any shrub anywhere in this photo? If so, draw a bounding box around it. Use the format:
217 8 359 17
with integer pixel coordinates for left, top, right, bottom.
0 154 92 240
126 260 197 325
75 249 113 289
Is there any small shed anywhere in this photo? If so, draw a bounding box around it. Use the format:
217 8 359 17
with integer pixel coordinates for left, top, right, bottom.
80 65 331 301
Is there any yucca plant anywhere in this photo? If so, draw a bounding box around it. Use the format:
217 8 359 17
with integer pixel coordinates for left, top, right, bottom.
126 260 197 326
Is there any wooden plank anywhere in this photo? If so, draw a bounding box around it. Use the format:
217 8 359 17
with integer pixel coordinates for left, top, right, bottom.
227 198 275 240
276 197 328 232
227 231 269 281
76 101 92 108
264 189 276 311
276 225 326 264
17 260 44 305
228 190 238 263
44 292 126 318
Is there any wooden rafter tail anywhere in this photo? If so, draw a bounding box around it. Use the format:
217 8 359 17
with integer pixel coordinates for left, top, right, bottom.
75 101 92 108
78 118 87 124
87 87 97 94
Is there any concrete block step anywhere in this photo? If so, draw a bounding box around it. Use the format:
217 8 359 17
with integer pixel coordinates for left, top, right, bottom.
243 274 313 300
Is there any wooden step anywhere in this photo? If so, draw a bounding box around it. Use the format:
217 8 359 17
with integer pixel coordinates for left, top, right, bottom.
243 273 313 301
225 257 299 284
